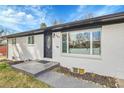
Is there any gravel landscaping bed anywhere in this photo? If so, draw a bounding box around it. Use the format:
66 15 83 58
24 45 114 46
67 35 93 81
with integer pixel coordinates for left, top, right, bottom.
52 66 119 88
7 60 25 65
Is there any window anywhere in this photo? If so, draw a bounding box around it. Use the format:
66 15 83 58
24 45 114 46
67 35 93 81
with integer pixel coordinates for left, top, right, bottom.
62 33 67 53
92 31 101 55
12 38 16 44
68 32 90 54
62 30 101 55
28 36 34 44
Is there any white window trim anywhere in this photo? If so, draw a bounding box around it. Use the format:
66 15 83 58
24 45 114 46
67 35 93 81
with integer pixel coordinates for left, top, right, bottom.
67 32 69 53
61 53 101 60
90 32 93 55
61 28 101 59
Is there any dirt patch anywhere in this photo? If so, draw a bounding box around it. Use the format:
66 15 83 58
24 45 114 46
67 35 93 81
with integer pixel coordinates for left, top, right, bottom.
7 61 25 65
53 66 119 88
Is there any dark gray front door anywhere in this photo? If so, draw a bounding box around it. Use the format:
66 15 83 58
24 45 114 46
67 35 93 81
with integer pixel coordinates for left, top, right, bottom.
44 32 52 58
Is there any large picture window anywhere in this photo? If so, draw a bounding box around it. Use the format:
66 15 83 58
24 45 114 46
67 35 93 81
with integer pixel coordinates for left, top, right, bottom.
62 30 101 55
68 32 90 54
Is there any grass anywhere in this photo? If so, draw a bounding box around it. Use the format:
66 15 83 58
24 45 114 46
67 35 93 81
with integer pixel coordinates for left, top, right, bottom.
0 61 50 88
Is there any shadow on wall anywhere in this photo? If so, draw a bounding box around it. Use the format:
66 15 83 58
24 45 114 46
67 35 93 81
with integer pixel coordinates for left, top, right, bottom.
15 43 33 60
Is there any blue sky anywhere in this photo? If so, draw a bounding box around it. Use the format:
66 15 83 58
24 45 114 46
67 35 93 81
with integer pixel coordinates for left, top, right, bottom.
0 5 124 33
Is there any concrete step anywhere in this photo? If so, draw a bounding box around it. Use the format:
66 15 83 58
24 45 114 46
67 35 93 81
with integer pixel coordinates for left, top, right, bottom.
35 62 60 77
11 61 60 76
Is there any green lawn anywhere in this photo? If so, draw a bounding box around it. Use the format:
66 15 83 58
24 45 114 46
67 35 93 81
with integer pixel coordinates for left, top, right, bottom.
0 62 50 88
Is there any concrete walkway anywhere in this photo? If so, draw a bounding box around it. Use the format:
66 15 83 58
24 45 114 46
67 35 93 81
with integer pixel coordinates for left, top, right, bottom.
36 71 103 88
11 61 103 88
118 79 124 88
11 61 59 76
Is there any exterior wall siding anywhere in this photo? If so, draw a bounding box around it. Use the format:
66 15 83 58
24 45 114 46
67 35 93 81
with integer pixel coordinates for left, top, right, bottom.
8 34 44 61
52 23 124 79
7 23 124 79
102 23 124 79
52 29 103 74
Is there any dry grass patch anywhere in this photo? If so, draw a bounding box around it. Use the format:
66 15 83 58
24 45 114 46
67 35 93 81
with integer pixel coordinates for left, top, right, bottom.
0 62 50 88
0 56 7 62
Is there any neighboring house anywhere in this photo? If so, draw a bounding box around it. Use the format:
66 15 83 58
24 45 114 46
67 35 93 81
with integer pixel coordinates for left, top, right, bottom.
2 12 124 79
0 45 7 56
0 39 7 56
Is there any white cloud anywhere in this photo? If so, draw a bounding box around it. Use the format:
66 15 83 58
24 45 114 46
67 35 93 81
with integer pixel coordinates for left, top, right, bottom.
67 5 123 23
16 12 26 17
2 9 15 17
67 5 87 22
0 8 27 25
0 5 123 33
26 14 34 21
0 5 55 32
77 5 87 12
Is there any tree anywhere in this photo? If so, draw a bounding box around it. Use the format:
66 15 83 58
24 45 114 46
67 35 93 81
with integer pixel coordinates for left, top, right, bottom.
52 19 63 26
53 19 60 25
40 23 47 29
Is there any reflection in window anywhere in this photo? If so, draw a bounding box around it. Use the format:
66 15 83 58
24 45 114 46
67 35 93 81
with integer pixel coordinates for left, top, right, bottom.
62 30 101 55
92 31 101 55
62 33 67 53
68 32 90 54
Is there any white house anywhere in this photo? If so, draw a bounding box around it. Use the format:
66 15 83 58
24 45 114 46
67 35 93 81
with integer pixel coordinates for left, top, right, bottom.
2 12 124 79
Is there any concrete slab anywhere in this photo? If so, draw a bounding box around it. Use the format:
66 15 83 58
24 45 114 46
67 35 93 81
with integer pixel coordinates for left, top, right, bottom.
36 71 103 88
11 61 59 76
11 61 103 88
118 79 124 88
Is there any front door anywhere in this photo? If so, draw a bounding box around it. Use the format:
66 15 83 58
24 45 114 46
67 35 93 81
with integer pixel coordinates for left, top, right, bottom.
44 32 52 58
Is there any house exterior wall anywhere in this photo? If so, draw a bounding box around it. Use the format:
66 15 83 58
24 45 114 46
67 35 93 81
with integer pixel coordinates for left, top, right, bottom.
8 34 44 61
102 23 124 79
8 39 14 60
52 23 124 79
7 23 124 79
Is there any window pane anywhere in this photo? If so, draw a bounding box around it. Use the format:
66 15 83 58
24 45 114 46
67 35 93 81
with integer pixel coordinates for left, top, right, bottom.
28 36 34 44
62 33 67 53
92 31 101 55
12 38 16 44
32 36 34 44
68 32 90 54
28 36 30 44
30 36 32 44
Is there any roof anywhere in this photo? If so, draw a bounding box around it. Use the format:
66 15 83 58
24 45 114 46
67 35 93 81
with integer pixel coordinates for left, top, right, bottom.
1 12 124 38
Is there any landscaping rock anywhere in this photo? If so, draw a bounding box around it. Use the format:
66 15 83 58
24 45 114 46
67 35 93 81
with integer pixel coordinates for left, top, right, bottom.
53 66 119 88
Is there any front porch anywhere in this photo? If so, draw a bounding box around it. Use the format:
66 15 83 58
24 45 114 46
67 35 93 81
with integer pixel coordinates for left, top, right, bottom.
11 60 59 76
10 60 103 88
